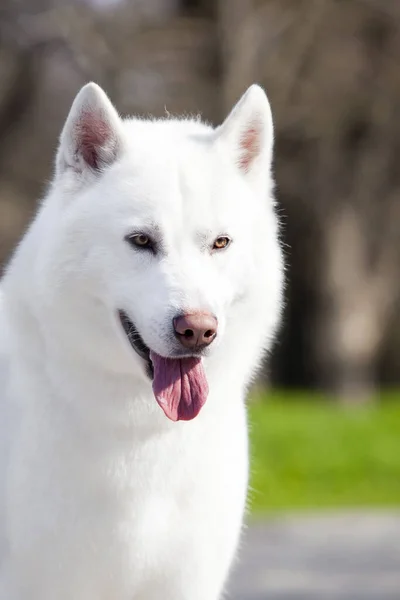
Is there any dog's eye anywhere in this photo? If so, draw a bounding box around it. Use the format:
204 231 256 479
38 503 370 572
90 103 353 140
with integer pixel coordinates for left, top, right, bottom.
132 234 150 247
125 233 154 251
213 236 231 250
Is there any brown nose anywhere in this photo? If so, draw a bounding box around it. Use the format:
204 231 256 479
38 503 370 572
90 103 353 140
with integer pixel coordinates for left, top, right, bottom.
173 313 218 349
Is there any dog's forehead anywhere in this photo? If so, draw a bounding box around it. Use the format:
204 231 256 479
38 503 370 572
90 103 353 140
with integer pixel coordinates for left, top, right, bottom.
124 119 213 181
113 119 240 225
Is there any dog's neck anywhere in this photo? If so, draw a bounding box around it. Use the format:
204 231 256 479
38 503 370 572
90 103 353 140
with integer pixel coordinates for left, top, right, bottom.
6 299 166 429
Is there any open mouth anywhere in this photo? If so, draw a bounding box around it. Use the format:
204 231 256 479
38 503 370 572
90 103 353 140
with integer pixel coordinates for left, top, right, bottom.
118 309 209 422
118 310 153 379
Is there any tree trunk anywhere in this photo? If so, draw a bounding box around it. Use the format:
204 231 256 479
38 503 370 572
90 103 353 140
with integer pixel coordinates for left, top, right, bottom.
313 207 396 404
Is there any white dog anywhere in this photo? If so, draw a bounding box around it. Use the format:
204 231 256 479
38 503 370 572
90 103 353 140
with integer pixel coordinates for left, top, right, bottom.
0 82 283 599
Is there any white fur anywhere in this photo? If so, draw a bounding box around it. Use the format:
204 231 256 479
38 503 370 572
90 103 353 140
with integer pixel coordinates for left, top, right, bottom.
0 83 283 599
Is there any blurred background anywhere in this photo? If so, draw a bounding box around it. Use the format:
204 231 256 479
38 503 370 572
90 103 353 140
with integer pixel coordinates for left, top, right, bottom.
0 1 399 597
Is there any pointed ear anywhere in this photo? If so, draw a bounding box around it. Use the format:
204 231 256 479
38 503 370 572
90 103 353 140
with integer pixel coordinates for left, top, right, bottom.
56 82 123 182
216 84 274 181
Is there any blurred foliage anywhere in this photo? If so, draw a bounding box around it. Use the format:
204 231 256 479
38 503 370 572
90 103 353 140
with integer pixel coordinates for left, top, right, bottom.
0 0 400 400
248 391 400 514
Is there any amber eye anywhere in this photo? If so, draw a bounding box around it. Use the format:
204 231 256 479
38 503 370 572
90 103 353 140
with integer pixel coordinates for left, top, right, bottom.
213 236 231 250
133 234 150 247
125 233 155 252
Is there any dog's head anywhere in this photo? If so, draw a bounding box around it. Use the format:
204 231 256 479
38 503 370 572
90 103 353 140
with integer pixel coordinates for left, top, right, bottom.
36 83 283 420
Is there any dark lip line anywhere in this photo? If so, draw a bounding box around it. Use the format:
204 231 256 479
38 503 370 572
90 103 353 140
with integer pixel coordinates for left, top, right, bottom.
118 310 154 379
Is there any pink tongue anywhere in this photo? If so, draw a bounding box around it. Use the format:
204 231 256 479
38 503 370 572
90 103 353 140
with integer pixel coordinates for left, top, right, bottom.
150 351 209 421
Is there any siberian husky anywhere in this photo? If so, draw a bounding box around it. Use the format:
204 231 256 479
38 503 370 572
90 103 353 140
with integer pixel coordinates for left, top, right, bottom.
0 82 283 599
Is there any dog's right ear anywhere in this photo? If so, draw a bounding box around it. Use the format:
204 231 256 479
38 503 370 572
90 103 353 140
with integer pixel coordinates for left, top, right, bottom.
215 85 273 189
56 83 123 185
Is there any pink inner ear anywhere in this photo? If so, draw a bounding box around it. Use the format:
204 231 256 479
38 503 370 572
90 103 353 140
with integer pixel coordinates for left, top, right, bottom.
76 111 112 170
239 119 262 173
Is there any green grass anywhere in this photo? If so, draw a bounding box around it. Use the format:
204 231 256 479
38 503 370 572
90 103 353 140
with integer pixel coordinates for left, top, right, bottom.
248 390 400 515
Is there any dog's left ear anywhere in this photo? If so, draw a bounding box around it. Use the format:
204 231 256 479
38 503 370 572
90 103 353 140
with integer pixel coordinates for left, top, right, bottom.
56 82 123 185
216 85 274 183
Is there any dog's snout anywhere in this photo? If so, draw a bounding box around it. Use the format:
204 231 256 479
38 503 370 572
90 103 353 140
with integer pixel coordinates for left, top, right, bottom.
173 313 218 349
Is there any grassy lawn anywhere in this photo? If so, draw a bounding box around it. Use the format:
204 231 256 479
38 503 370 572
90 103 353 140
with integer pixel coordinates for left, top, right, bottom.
247 390 400 515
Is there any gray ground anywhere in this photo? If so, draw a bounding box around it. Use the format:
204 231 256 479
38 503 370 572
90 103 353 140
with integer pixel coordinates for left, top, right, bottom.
228 512 400 600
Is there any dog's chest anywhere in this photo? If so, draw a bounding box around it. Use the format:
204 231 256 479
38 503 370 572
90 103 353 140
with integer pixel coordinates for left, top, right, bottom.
6 396 248 599
76 408 246 590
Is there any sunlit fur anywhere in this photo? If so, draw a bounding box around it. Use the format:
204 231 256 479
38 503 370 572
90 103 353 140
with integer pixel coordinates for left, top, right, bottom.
0 83 283 599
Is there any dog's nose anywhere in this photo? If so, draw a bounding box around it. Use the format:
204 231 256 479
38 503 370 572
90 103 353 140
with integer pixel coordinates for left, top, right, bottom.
173 313 218 349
